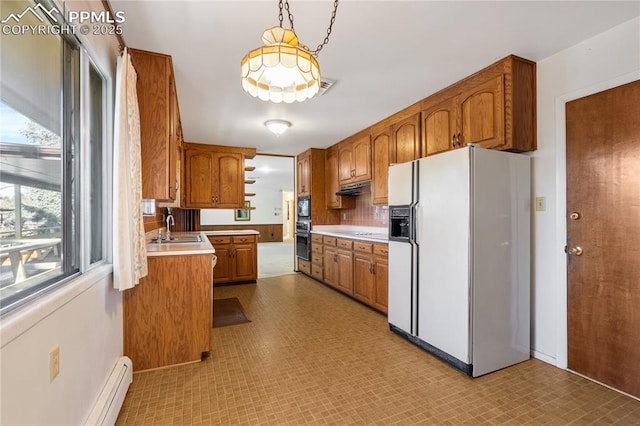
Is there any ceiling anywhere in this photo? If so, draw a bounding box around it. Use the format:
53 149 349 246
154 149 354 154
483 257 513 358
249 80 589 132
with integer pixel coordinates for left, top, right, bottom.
110 1 640 156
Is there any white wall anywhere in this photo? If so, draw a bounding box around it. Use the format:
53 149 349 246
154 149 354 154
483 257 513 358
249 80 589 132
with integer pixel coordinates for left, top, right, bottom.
529 17 640 367
0 1 122 423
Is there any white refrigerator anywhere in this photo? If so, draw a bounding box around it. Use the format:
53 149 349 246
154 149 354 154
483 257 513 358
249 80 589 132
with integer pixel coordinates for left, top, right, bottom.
388 145 530 377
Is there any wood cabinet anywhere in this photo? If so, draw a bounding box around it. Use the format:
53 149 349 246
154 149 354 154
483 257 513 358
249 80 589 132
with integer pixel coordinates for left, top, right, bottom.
325 147 355 210
353 243 389 313
294 148 340 224
183 143 255 209
297 151 311 195
371 127 391 205
123 253 213 372
130 48 182 201
391 113 421 163
208 234 257 284
303 234 388 313
338 135 372 185
421 55 535 155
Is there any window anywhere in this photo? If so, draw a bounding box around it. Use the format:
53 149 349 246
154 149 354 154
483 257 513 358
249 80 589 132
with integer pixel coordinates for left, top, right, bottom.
0 0 107 316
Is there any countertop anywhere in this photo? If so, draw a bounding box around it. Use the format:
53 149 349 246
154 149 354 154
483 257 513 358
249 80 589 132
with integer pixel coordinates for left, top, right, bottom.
311 225 388 243
202 230 260 236
146 232 215 257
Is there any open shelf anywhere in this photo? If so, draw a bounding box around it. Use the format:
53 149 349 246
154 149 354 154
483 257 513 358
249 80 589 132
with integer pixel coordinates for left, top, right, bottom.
244 179 256 185
244 193 256 197
244 166 256 172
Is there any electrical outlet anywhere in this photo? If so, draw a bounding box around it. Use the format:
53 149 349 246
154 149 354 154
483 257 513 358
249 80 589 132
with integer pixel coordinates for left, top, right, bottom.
49 345 60 382
535 197 546 212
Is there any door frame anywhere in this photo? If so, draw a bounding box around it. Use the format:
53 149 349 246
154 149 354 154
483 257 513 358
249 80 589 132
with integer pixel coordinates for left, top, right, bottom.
552 70 639 370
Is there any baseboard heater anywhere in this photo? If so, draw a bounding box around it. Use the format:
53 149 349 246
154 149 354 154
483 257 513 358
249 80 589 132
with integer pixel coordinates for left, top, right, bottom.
85 356 133 426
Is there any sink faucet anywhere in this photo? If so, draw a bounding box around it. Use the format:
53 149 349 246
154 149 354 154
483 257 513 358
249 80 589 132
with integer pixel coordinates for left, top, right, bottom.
166 213 175 240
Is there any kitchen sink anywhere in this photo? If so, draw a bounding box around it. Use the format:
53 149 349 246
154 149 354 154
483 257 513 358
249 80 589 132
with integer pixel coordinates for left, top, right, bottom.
150 234 203 243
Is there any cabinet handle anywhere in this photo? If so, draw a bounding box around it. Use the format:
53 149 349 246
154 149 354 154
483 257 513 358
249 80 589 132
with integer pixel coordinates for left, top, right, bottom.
451 133 456 148
457 133 461 147
369 263 373 274
381 249 388 255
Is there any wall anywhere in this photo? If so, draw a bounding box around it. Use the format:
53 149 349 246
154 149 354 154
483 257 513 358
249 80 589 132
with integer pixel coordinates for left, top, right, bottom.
528 17 640 367
0 0 122 423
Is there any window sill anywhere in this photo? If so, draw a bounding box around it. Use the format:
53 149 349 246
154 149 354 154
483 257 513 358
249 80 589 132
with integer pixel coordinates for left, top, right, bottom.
0 263 114 349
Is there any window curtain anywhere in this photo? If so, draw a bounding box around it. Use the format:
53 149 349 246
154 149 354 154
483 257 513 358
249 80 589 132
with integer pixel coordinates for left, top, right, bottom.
113 47 147 291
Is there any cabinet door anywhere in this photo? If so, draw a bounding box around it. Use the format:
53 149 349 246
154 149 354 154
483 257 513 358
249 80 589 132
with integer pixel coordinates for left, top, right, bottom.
296 152 311 195
372 129 390 205
132 50 172 201
392 113 421 163
184 150 215 208
338 145 354 184
167 71 178 201
353 253 374 305
233 243 257 281
213 244 232 283
422 97 457 156
323 246 338 287
213 152 244 208
459 75 505 149
351 135 372 182
372 256 388 313
325 148 341 208
336 249 354 294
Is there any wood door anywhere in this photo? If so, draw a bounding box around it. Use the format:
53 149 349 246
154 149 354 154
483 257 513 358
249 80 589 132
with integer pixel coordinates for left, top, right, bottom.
353 253 374 305
422 97 457 156
167 72 178 201
566 80 640 398
296 152 310 195
338 144 354 184
459 75 505 149
392 113 421 163
323 245 338 287
325 148 341 208
372 129 390 205
233 243 257 281
184 150 214 208
372 255 388 313
213 152 244 208
213 244 232 283
336 249 354 294
352 135 372 182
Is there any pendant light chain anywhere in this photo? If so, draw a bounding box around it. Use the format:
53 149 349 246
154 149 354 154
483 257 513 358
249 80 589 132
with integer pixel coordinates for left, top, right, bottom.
278 0 339 57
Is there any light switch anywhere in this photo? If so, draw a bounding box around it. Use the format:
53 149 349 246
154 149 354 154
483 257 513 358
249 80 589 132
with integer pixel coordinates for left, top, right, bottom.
535 197 546 212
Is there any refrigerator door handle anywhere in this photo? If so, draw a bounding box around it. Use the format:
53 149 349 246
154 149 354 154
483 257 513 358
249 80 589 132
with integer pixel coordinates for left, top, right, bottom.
412 203 422 245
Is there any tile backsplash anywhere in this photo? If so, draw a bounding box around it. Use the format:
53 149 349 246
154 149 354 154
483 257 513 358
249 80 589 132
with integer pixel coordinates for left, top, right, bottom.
339 192 388 227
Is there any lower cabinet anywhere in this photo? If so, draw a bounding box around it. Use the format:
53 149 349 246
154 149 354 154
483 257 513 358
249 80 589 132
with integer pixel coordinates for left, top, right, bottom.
123 253 213 372
208 234 257 284
304 234 388 313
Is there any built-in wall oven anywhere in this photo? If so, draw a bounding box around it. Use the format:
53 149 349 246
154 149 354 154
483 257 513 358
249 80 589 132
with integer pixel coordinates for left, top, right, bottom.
295 220 311 261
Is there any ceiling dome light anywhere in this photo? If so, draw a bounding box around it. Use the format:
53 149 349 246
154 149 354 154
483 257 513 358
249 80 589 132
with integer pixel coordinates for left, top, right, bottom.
241 27 320 104
264 119 291 135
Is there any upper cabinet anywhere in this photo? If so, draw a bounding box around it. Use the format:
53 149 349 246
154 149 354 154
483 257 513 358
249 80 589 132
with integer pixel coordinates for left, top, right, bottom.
421 55 535 155
325 147 355 210
371 127 391 206
391 113 421 164
183 143 255 209
338 134 372 185
129 48 181 201
296 150 311 195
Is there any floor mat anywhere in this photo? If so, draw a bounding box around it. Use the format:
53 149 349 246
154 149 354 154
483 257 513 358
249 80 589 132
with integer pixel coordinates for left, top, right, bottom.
213 297 251 328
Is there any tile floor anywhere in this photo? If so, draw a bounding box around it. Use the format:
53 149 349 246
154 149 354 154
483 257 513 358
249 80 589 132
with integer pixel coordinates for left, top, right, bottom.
116 274 640 425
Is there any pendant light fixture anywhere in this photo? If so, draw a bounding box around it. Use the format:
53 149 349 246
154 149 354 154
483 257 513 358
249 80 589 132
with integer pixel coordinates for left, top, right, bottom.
241 0 339 104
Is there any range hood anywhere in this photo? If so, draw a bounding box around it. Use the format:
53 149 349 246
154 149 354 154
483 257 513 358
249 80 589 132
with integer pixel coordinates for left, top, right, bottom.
336 181 370 196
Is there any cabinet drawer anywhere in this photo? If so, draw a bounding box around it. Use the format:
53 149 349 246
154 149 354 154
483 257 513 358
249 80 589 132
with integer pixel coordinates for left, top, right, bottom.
311 244 323 254
312 252 323 265
353 241 373 253
323 236 337 246
298 259 311 275
208 236 231 245
233 235 256 244
311 264 323 280
311 234 323 244
337 238 353 249
373 244 389 257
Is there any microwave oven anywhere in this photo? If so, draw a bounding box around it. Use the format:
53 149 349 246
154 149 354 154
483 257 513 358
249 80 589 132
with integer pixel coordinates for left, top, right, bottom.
297 195 310 220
